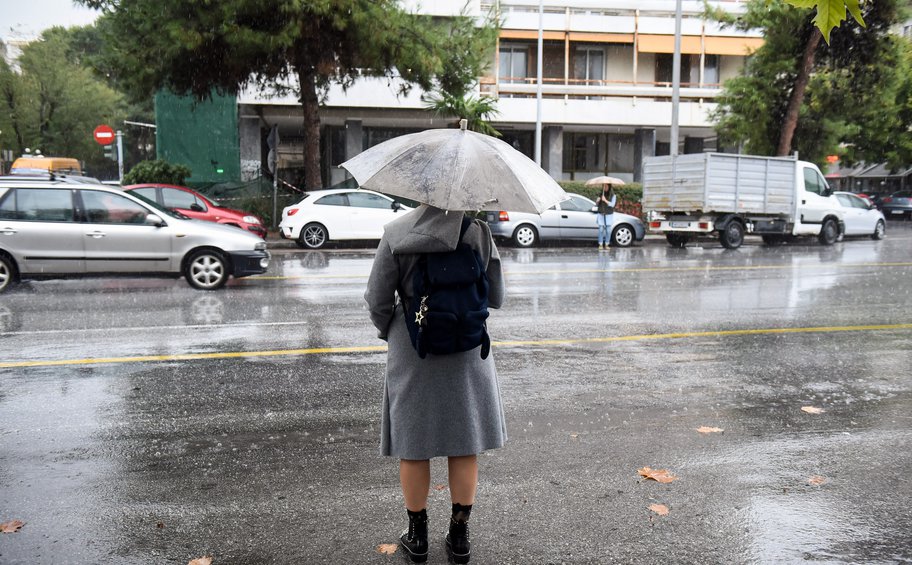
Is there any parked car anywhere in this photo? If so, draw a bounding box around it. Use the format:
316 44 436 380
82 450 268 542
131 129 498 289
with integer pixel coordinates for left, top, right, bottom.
834 192 885 240
853 192 883 209
484 192 646 248
123 183 267 238
278 188 411 249
881 191 912 219
0 177 269 293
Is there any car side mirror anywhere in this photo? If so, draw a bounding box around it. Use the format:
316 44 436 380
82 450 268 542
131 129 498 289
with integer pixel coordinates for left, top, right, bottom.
590 206 598 213
145 214 164 227
190 203 204 212
392 201 402 212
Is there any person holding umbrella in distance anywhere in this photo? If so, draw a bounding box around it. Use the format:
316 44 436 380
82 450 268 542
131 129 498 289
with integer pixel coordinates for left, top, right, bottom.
343 120 567 563
586 176 624 251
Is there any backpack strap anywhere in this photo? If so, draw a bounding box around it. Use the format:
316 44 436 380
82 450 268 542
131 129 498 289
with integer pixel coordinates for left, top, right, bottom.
458 215 473 242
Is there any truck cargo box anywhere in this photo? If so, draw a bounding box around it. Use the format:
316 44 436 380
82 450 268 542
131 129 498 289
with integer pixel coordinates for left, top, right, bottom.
643 153 798 216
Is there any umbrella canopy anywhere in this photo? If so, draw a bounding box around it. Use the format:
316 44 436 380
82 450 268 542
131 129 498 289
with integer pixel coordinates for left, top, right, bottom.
340 120 568 214
585 176 626 186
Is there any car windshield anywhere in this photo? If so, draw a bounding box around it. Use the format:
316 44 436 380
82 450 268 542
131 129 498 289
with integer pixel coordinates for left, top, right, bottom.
123 189 184 219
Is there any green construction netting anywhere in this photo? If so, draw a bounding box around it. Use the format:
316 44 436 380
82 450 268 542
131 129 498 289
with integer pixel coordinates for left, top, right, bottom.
155 90 241 184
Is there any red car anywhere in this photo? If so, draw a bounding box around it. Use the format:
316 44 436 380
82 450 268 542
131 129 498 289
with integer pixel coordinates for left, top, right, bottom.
123 183 267 238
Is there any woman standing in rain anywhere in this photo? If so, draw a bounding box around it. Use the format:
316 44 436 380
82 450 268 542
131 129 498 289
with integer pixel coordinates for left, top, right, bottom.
595 183 617 250
364 204 507 564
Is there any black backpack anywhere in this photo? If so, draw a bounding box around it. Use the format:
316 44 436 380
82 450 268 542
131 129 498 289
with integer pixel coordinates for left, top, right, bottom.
402 216 491 359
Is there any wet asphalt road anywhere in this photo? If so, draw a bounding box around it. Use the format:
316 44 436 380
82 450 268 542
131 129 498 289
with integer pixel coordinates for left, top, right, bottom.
1 224 911 564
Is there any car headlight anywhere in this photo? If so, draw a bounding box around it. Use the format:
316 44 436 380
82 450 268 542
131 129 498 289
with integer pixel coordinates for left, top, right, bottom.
243 216 261 224
255 242 267 251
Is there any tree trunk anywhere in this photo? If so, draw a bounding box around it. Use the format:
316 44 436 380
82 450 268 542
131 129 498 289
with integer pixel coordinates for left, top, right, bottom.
297 66 323 190
777 28 822 157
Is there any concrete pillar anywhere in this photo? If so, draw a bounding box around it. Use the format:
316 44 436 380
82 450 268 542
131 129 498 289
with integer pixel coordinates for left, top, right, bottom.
238 108 262 181
344 119 363 162
684 136 704 154
633 128 656 183
541 125 563 179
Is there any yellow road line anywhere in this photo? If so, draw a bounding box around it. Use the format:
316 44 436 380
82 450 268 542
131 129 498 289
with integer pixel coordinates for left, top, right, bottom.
2 323 909 369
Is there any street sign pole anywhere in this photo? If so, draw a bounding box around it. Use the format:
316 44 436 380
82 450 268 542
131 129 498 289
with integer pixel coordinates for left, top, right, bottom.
116 130 124 182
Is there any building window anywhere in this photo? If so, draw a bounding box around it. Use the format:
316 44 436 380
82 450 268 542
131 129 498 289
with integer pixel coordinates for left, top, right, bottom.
499 44 529 84
655 54 705 86
563 133 600 172
703 54 720 85
573 46 605 84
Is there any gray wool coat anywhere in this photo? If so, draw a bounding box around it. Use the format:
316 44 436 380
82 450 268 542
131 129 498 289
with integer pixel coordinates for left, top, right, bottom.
364 205 507 460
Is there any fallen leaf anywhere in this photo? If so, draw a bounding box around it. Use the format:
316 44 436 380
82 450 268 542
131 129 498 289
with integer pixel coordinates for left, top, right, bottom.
648 503 669 516
638 467 678 483
801 406 824 414
377 543 398 555
1 520 24 533
433 484 448 491
156 522 165 529
188 557 212 565
569 433 579 439
808 475 828 486
697 426 724 434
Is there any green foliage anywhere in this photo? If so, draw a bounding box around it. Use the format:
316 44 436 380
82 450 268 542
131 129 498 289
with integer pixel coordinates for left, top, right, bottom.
559 181 644 217
423 92 501 136
0 28 126 176
122 159 191 185
711 0 909 168
786 0 865 42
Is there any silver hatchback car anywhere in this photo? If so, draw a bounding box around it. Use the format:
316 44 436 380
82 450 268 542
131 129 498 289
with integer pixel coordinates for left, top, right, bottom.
0 177 270 292
484 192 646 248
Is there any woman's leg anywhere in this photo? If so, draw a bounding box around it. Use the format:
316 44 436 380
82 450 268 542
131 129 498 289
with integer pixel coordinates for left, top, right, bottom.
447 454 478 505
400 459 431 511
596 215 607 245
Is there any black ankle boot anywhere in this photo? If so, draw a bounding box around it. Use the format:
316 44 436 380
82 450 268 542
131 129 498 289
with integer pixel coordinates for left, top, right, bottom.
445 503 472 564
399 509 429 563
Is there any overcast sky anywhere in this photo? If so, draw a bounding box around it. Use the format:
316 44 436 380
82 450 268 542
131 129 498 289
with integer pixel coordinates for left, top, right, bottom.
2 0 100 39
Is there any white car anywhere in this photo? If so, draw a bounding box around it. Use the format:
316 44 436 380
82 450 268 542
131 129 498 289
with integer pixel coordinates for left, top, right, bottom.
834 191 886 240
278 188 411 249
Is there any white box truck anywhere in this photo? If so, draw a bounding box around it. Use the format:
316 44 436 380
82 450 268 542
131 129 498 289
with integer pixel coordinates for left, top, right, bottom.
642 153 844 249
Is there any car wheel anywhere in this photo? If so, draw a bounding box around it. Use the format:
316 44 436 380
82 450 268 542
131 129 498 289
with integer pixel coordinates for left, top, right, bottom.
512 224 538 248
872 220 885 240
666 234 688 248
185 249 229 290
611 224 635 247
817 218 839 245
0 254 17 293
300 223 329 249
719 221 745 249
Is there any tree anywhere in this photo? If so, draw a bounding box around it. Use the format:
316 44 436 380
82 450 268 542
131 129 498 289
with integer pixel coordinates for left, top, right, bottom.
81 0 499 189
710 0 908 167
0 27 126 176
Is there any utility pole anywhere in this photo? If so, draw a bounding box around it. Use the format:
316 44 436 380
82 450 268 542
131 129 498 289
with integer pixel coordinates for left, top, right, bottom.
670 0 682 157
534 0 544 166
116 130 125 183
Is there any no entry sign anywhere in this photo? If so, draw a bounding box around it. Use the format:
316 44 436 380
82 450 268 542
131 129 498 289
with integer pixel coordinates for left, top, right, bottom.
93 125 115 146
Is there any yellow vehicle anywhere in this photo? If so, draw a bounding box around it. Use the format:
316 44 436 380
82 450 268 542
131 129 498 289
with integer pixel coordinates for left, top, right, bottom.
10 156 82 175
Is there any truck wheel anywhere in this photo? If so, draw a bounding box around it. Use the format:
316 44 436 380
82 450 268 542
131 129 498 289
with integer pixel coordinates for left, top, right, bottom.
666 234 688 248
512 224 538 248
817 218 839 245
719 221 745 249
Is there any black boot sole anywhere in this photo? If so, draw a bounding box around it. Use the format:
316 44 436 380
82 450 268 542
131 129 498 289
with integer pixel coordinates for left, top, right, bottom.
445 538 470 564
400 546 428 563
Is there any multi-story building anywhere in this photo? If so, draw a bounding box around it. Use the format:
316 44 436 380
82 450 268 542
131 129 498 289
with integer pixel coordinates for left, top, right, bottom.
236 0 763 186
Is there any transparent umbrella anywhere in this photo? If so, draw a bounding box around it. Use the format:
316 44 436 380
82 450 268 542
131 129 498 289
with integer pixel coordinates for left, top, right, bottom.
341 120 568 214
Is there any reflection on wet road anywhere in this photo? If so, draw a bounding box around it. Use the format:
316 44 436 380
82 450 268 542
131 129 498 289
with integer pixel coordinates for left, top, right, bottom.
1 224 911 563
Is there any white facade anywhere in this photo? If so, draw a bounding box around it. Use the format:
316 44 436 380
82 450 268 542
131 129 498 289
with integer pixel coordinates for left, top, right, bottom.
239 0 763 185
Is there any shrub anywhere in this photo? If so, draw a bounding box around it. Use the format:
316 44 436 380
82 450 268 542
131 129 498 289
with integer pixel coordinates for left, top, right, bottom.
122 159 191 186
559 181 643 218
